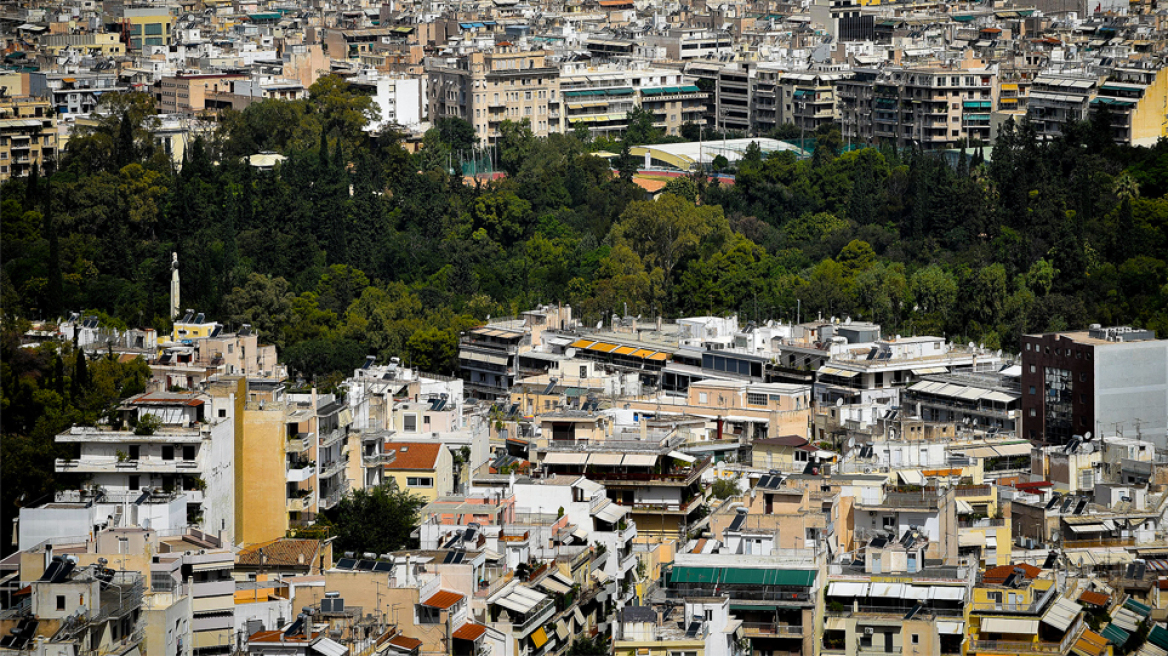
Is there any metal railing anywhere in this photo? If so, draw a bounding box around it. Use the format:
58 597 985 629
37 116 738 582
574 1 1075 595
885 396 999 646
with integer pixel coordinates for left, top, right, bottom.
513 597 555 636
741 623 803 636
319 428 347 449
968 640 1060 654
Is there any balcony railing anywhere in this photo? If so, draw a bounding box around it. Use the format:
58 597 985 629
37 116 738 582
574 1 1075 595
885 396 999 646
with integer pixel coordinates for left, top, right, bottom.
968 640 1060 654
320 458 347 479
826 604 964 618
513 597 556 636
319 428 347 449
287 495 313 512
742 623 804 636
362 452 396 466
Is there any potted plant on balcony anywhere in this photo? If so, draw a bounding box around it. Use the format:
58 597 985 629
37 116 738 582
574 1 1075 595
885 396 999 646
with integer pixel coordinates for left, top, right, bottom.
134 414 161 436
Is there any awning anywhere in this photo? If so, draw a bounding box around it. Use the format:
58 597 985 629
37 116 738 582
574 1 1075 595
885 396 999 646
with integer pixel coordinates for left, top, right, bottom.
530 628 548 649
571 526 588 540
539 577 571 595
959 532 986 547
588 453 624 466
544 452 587 465
930 587 966 601
981 618 1039 634
1068 524 1108 533
986 535 998 549
819 366 859 378
623 453 657 467
668 450 696 463
937 621 965 635
956 499 974 513
827 582 870 596
555 620 569 641
898 470 924 485
911 366 948 375
593 570 612 583
460 350 508 366
870 583 905 598
903 585 931 601
1042 598 1082 631
191 561 231 572
573 607 585 627
594 502 628 524
826 617 847 631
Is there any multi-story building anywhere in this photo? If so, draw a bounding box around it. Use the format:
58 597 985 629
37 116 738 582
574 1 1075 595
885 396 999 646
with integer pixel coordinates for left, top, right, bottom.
643 29 734 61
50 389 239 543
863 66 999 149
715 64 752 133
775 71 851 135
966 566 1086 656
37 32 126 57
1025 74 1098 141
158 74 248 116
903 370 1021 435
105 6 175 50
458 306 572 399
0 97 56 181
837 68 878 145
553 64 705 139
427 49 559 145
39 73 128 118
809 0 875 41
1090 66 1168 146
348 71 426 131
1020 325 1168 446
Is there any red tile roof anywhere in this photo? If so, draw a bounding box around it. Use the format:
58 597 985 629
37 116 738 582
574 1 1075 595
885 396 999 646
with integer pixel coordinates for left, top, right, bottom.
983 563 1042 584
452 623 487 641
1079 590 1111 606
384 443 443 471
753 435 809 447
421 590 465 610
387 636 423 651
237 538 319 568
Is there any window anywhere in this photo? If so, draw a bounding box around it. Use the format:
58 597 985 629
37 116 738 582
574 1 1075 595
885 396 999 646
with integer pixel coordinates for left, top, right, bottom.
118 537 129 554
699 392 708 404
1029 386 1036 395
407 477 433 487
404 414 417 432
795 450 809 462
56 595 66 611
128 445 140 460
218 408 227 418
423 415 431 427
162 446 175 461
129 475 140 491
747 392 768 406
882 515 895 529
1030 365 1036 373
183 446 195 460
579 366 587 378
911 634 919 645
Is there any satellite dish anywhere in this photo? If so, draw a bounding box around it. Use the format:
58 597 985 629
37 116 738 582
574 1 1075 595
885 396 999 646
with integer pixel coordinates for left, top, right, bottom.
835 398 844 407
596 321 603 329
565 348 577 359
1084 431 1092 441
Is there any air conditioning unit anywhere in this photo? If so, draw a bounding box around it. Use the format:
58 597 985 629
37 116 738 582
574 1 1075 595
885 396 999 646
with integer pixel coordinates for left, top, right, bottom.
864 627 874 635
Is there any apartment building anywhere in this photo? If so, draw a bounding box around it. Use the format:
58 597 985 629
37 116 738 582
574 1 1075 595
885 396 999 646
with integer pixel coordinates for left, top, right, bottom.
50 389 238 543
0 97 56 181
1025 74 1098 140
37 32 125 57
427 49 559 145
39 73 127 117
158 74 248 116
715 64 752 132
348 71 426 131
1020 325 1168 446
643 29 734 61
105 5 174 50
554 64 705 139
1090 66 1168 146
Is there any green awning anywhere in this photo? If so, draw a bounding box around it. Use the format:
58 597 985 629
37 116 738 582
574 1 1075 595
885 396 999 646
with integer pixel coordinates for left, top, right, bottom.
1124 599 1152 617
248 13 281 20
680 85 701 92
671 566 720 584
564 388 586 397
606 87 634 96
793 89 810 97
965 114 991 120
951 14 976 21
963 101 991 109
1101 84 1140 92
1092 97 1136 106
1101 624 1130 647
722 569 767 585
664 86 681 93
641 88 664 95
1148 626 1168 651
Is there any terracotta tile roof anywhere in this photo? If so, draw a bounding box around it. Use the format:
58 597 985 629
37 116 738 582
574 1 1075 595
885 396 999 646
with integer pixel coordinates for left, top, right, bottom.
983 563 1042 584
237 538 319 568
753 435 809 447
451 623 487 641
421 590 465 610
1079 590 1111 606
387 635 423 651
384 443 442 471
250 630 320 643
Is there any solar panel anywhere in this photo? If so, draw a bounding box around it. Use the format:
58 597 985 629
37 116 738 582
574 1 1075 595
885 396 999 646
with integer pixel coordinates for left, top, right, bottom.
362 356 376 370
335 558 357 570
435 400 446 411
39 559 62 582
729 513 746 531
508 404 519 416
372 562 393 572
1042 552 1058 569
284 618 304 638
757 475 773 489
1003 573 1020 588
904 603 922 620
1136 563 1147 579
866 348 877 360
443 551 457 564
1074 499 1088 515
355 559 376 571
1045 495 1061 510
684 622 701 639
452 552 465 564
210 325 222 338
869 537 887 549
543 381 557 395
443 535 461 549
1061 498 1075 513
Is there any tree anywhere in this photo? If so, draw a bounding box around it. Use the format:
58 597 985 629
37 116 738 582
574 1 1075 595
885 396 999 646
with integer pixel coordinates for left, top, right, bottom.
320 484 426 555
284 338 366 381
223 273 295 349
497 119 535 176
71 348 89 401
435 117 476 153
712 478 739 499
623 106 660 146
617 141 638 182
405 327 459 373
567 636 608 656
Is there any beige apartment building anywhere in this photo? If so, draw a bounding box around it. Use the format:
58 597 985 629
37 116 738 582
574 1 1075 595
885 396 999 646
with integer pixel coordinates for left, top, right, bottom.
555 63 706 139
426 48 559 144
158 73 247 116
0 98 57 181
38 32 126 56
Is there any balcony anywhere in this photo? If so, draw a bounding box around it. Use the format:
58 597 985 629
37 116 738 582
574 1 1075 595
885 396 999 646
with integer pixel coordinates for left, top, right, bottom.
362 452 396 466
287 462 314 482
628 495 703 515
320 458 347 479
287 434 312 453
55 458 200 474
319 427 346 449
513 597 556 637
968 640 1061 655
742 624 804 637
191 579 234 598
287 494 313 512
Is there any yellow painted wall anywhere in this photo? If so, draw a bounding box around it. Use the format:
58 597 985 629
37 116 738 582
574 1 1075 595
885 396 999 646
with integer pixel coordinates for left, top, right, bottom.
238 402 289 545
1131 68 1168 146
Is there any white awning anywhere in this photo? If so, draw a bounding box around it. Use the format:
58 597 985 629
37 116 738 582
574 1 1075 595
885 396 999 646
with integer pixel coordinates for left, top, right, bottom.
190 561 231 572
312 639 349 656
870 582 905 598
544 452 588 465
956 499 974 513
460 350 509 366
667 450 696 463
555 620 569 641
986 535 998 549
594 502 628 524
903 585 931 601
898 470 924 485
592 569 612 583
1042 598 1081 632
825 617 848 631
573 607 585 627
495 595 535 614
912 366 949 375
827 582 869 596
820 366 859 378
980 618 1039 634
571 525 589 540
587 453 624 466
930 587 966 601
481 549 503 561
1067 524 1108 533
937 621 964 635
539 577 571 594
623 453 658 467
959 531 985 547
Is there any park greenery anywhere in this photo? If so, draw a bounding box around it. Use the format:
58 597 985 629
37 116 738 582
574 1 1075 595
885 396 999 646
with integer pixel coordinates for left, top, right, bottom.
4 75 1168 549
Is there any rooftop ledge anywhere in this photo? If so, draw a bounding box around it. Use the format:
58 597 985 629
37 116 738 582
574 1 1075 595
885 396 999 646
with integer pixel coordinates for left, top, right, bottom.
58 425 208 443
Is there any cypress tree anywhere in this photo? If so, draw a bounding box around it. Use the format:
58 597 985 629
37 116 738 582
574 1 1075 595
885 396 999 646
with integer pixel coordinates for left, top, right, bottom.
44 177 63 319
72 348 89 401
116 112 135 169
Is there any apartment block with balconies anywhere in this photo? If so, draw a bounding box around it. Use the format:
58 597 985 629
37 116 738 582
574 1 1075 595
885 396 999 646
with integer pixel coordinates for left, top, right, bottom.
0 97 56 181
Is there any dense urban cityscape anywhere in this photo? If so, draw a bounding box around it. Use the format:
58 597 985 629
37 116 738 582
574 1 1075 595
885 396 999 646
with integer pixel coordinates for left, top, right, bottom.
4 0 1168 656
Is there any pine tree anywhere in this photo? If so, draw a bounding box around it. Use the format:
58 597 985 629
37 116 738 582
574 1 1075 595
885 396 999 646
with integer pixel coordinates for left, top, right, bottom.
54 354 65 398
44 177 63 319
25 162 39 211
116 113 135 169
